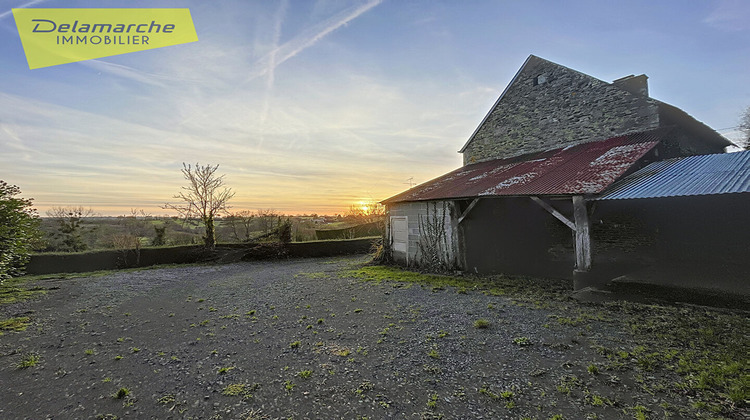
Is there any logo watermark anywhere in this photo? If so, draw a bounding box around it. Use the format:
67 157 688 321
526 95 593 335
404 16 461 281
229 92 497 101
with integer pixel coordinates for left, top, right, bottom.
13 8 198 69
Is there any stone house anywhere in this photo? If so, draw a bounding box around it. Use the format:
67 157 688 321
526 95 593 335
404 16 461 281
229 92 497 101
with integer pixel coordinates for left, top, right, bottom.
383 55 748 290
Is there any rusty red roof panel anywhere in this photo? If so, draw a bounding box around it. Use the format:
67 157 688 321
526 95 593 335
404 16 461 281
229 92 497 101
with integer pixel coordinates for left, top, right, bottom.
383 131 661 204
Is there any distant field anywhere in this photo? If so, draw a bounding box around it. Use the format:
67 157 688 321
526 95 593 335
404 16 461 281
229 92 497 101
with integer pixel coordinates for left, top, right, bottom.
36 215 381 253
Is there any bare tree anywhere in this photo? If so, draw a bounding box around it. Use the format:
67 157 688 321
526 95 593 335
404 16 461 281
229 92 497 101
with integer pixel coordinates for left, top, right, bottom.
256 209 278 235
347 201 385 223
225 210 255 242
46 206 96 252
110 233 141 267
164 163 235 249
110 208 151 266
740 106 750 150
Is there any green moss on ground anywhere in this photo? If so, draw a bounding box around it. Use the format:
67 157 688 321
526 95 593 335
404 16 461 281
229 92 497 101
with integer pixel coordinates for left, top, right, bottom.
0 277 46 305
349 264 749 418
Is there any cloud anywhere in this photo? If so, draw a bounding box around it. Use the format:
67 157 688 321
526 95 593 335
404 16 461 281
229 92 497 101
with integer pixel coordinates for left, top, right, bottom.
0 123 33 161
704 0 750 31
0 89 460 215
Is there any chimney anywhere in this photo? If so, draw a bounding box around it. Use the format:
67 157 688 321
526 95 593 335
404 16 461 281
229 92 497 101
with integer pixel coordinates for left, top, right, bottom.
612 74 649 97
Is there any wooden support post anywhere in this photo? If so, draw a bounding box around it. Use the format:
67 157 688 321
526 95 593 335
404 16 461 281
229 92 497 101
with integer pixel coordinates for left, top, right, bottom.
450 201 465 270
457 198 480 225
572 195 591 272
530 196 575 230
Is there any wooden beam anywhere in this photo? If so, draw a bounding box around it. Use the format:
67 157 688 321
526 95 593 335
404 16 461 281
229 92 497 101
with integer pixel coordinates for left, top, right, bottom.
457 198 480 224
572 195 592 271
530 196 575 231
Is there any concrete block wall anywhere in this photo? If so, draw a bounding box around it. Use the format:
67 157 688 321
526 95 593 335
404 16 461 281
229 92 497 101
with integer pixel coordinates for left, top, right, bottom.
462 56 660 165
387 201 457 268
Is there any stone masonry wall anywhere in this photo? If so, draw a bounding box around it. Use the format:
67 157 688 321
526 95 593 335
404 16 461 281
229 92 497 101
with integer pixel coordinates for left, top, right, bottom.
462 56 660 165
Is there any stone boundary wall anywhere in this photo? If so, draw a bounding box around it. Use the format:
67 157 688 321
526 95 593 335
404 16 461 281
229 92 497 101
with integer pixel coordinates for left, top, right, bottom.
25 238 378 275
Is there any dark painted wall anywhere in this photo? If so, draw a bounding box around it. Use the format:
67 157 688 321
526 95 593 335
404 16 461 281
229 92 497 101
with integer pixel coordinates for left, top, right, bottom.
460 197 574 278
592 194 750 264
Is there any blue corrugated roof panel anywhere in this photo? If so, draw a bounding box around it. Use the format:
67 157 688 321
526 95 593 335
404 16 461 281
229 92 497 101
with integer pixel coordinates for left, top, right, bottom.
596 151 750 200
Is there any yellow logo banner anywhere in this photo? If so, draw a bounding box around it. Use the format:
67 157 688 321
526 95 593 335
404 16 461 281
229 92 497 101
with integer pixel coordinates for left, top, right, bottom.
13 8 198 69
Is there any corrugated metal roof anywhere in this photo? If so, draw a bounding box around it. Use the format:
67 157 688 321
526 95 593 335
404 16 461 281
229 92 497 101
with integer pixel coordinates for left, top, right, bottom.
596 150 750 200
383 131 662 204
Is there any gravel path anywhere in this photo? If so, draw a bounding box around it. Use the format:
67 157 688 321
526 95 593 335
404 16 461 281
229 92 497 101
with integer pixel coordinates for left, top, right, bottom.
0 255 745 419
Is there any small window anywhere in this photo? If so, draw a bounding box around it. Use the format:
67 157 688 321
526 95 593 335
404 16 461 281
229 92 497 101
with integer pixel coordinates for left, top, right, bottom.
534 75 547 86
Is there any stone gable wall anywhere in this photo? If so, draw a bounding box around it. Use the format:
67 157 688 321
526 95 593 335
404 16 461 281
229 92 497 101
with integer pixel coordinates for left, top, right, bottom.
462 57 660 165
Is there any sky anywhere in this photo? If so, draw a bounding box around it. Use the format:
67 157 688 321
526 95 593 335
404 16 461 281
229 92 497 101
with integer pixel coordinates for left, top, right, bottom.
1 0 749 216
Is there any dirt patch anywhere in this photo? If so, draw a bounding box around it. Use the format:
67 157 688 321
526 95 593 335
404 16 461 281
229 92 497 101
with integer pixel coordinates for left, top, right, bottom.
0 255 747 419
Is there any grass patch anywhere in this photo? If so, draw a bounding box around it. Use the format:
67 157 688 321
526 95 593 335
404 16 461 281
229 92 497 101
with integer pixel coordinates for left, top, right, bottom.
157 394 175 405
345 265 569 302
0 277 47 305
0 316 31 334
17 352 40 368
346 264 747 418
473 319 491 329
221 382 258 398
426 393 439 408
218 366 235 374
284 380 296 393
478 386 500 400
513 336 532 347
598 301 749 416
114 388 130 399
222 383 246 396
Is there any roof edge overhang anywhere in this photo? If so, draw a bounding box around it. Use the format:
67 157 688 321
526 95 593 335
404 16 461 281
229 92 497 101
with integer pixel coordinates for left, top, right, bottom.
656 101 732 149
383 193 585 206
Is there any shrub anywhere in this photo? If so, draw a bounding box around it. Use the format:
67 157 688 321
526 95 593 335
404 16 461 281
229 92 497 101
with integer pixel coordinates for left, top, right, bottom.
152 226 166 246
277 218 293 244
0 181 40 281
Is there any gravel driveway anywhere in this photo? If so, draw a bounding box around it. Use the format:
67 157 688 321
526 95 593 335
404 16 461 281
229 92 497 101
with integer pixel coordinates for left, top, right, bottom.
0 255 746 419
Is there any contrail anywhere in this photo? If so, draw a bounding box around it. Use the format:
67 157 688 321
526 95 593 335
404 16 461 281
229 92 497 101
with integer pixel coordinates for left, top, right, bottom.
81 60 168 87
80 59 202 87
258 0 289 138
246 0 382 83
265 0 288 92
